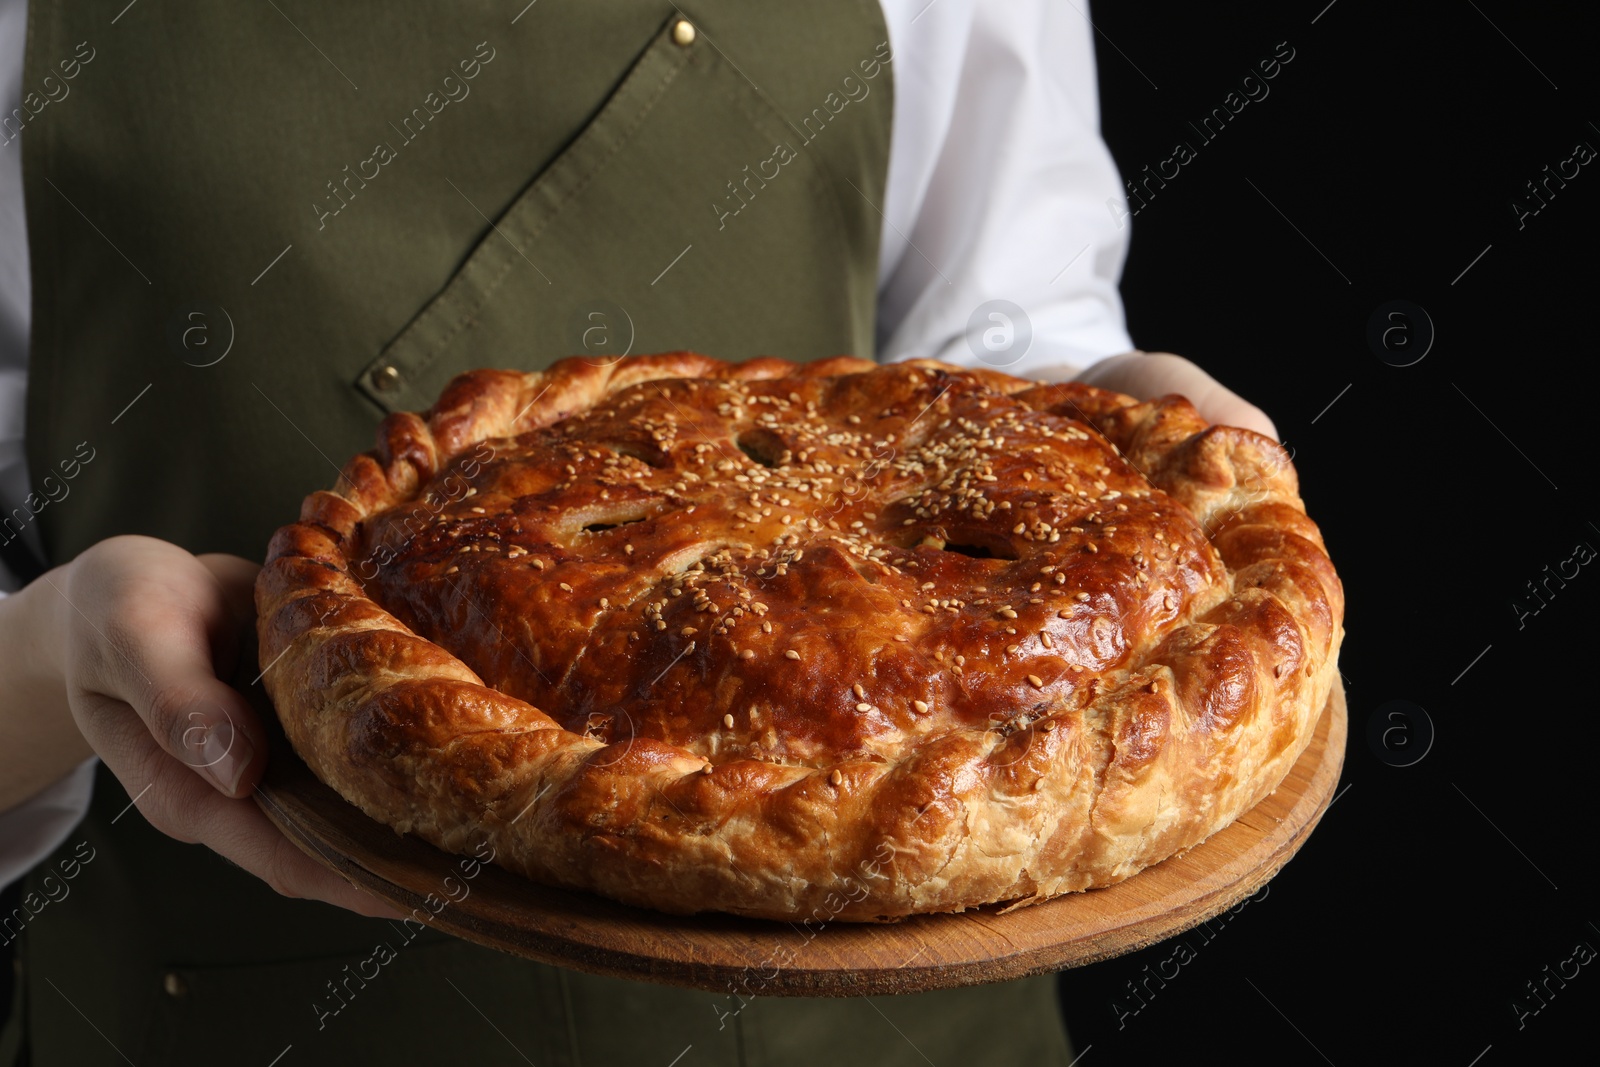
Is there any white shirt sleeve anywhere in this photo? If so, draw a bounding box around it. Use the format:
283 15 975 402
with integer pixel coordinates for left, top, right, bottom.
875 0 1133 376
0 0 99 889
0 756 97 890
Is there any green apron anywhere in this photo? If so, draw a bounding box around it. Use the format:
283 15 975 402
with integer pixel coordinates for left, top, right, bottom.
9 1 1073 1063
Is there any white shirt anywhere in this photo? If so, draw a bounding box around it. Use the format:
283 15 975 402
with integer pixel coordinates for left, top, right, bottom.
0 0 1133 886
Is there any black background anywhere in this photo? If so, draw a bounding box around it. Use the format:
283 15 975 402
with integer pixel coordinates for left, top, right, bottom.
1056 2 1595 1064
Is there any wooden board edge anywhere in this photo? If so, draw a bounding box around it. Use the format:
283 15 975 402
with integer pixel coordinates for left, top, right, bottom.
255 683 1348 996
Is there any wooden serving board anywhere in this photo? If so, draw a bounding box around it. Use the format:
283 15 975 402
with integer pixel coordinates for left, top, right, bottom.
254 683 1346 997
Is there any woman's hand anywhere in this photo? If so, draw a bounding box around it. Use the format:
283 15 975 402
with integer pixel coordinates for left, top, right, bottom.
6 534 399 918
1075 351 1278 440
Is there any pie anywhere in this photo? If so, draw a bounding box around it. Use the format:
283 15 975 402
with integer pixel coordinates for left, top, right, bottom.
256 353 1343 921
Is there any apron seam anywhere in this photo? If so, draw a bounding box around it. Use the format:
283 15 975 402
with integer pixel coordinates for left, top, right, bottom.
557 966 583 1067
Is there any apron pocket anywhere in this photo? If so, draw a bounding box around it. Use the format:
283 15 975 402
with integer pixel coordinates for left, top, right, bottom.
356 12 859 415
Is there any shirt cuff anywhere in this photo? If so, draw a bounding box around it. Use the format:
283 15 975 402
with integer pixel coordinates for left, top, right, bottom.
0 756 97 890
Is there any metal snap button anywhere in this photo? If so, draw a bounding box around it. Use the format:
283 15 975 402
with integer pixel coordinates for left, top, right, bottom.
372 364 402 392
671 19 696 46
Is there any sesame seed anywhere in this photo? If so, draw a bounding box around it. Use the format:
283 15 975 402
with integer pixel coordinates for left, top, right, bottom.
1006 643 1020 654
1041 632 1054 649
997 607 1018 619
829 769 844 786
853 683 866 699
559 582 573 592
681 626 697 636
785 649 801 660
856 702 872 712
1075 592 1091 602
723 713 735 728
913 699 930 713
1027 674 1045 689
739 649 756 660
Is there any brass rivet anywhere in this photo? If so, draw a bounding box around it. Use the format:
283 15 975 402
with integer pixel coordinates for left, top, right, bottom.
163 972 188 998
372 364 402 392
671 19 696 46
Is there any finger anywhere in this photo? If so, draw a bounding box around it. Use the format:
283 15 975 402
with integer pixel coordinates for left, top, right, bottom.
105 719 404 919
1205 394 1278 441
1173 368 1278 438
197 553 262 631
196 553 263 683
1080 352 1279 440
1072 350 1142 392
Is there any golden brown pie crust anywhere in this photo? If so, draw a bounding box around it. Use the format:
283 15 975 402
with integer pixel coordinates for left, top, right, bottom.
256 353 1343 921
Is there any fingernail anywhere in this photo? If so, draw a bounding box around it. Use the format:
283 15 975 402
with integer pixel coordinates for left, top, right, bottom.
202 719 255 794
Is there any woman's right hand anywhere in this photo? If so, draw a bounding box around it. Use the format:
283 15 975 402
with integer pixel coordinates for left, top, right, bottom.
5 533 399 918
